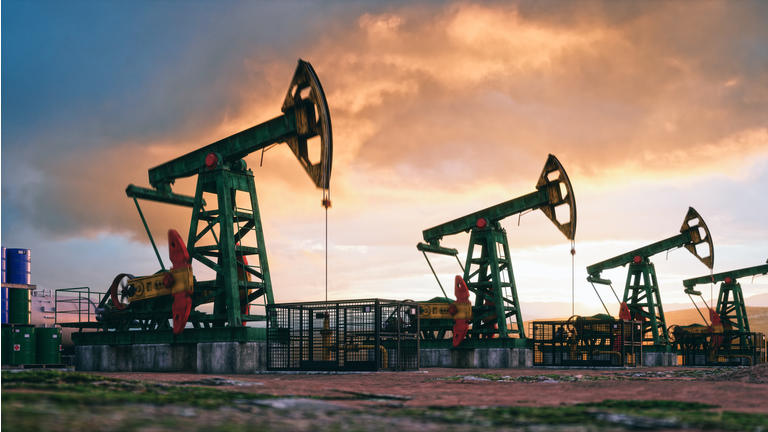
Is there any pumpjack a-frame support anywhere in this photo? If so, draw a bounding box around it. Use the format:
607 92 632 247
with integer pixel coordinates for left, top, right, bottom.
464 222 524 338
684 262 768 349
187 165 274 327
622 260 666 344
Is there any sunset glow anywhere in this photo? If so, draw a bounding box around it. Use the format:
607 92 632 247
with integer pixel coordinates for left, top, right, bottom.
2 1 767 321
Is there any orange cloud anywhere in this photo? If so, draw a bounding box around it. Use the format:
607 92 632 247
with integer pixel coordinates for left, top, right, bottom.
15 1 768 250
289 2 768 189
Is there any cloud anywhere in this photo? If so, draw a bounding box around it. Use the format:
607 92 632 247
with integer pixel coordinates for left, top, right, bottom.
2 0 766 280
296 2 768 186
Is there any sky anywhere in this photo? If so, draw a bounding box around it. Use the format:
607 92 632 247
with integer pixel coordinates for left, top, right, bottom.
2 0 767 321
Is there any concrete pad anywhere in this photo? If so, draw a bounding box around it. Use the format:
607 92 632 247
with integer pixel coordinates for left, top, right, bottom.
196 342 265 374
420 348 533 368
75 342 265 373
642 351 677 367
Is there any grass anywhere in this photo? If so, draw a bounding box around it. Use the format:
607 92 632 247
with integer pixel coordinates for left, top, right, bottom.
394 401 768 431
2 370 275 408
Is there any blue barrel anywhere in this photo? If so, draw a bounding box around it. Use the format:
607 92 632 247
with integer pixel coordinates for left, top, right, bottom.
1 288 7 324
6 248 31 325
6 248 31 284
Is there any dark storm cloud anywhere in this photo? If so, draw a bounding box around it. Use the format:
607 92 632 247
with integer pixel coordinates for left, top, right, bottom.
2 0 767 244
0 0 383 240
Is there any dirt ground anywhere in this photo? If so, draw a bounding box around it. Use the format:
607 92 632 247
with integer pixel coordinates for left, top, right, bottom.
4 366 768 431
102 366 768 414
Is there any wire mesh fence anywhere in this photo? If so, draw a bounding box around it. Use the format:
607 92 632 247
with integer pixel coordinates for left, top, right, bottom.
532 319 643 367
267 299 419 371
676 331 766 366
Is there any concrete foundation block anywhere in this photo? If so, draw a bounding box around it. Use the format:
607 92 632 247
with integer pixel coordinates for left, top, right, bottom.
74 342 265 373
420 348 532 368
419 349 453 367
74 345 93 371
642 351 677 367
196 342 265 374
75 344 196 372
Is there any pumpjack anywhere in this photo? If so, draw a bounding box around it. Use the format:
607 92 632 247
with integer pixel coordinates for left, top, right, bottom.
683 260 768 334
671 260 768 364
70 60 332 340
417 154 576 346
586 207 714 346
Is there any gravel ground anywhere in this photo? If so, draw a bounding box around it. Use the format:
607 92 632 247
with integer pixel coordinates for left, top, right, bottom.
99 366 768 413
4 366 768 432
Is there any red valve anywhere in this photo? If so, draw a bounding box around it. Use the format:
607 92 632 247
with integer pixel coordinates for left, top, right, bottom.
169 230 191 269
452 276 471 347
709 308 722 326
633 255 642 264
168 229 192 334
172 291 192 335
724 277 733 284
618 302 631 321
205 153 218 168
709 308 726 351
476 218 487 228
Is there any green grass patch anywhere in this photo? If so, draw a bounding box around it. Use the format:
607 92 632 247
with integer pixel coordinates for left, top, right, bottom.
397 405 595 426
2 370 275 408
393 400 768 431
578 399 717 410
2 369 122 385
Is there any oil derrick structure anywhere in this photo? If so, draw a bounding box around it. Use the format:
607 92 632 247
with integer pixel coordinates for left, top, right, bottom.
683 261 768 347
417 155 576 344
586 208 714 346
93 59 332 336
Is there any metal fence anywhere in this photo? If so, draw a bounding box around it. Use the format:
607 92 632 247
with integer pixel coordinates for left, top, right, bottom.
55 287 101 324
532 318 643 367
677 331 766 366
267 299 419 371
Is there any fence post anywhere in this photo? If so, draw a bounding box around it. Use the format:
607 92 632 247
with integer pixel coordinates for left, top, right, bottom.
335 302 340 369
374 299 381 370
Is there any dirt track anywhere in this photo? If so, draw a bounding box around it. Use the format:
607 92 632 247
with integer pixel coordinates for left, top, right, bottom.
102 367 768 414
